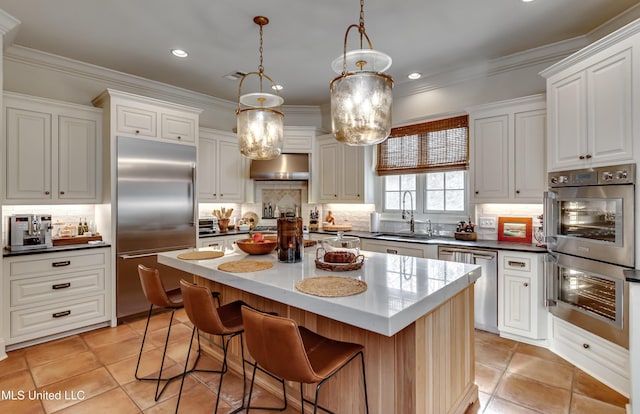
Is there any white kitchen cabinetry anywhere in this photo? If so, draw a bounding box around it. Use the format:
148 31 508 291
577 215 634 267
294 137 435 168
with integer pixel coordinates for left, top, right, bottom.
317 135 372 203
541 22 639 171
498 251 547 342
283 126 316 153
198 128 245 203
551 316 629 396
469 95 546 203
3 248 112 347
93 89 199 143
361 239 437 259
197 234 248 253
4 92 102 204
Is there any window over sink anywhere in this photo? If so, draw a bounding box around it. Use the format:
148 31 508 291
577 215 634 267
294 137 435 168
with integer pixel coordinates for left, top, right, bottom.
377 115 469 216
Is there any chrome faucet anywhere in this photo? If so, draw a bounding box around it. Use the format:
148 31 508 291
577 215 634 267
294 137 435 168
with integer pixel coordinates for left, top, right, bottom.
427 219 434 237
401 191 414 233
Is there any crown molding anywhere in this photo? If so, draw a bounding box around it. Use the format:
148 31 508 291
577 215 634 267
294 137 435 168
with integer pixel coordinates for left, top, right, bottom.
398 36 587 97
0 10 20 47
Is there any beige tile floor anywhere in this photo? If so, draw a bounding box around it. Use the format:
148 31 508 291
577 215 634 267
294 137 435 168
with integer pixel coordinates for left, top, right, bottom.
0 309 629 414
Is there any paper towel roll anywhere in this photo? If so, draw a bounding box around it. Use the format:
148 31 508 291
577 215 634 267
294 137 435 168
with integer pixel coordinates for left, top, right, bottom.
370 212 380 233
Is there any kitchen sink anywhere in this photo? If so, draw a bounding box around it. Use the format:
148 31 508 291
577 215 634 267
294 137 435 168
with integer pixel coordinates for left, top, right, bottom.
373 232 435 240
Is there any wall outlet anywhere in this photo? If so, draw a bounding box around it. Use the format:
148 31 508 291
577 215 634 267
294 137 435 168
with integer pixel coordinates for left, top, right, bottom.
478 217 497 229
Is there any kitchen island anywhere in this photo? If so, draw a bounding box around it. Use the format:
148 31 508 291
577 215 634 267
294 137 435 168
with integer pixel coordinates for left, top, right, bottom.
158 248 481 413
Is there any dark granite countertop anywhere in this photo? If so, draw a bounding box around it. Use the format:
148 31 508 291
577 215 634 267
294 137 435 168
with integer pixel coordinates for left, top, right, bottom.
201 229 547 253
623 269 640 283
3 242 111 257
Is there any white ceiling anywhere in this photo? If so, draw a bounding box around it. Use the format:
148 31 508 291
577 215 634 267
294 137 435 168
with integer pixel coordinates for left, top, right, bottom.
1 0 639 106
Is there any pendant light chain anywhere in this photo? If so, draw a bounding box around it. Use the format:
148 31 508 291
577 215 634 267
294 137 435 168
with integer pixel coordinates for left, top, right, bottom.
258 22 264 91
359 0 365 49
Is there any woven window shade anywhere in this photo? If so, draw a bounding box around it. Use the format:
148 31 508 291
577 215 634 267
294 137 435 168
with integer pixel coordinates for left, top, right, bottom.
376 115 469 176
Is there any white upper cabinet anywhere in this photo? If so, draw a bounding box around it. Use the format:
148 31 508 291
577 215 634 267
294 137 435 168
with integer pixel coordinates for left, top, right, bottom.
4 92 102 204
316 135 369 203
469 95 546 203
541 21 639 171
93 89 201 144
198 128 245 203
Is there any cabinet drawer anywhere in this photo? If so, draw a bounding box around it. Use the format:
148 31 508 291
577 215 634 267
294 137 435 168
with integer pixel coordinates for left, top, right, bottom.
161 113 196 142
503 255 531 272
6 251 107 278
10 295 106 339
115 104 157 137
11 269 105 307
552 318 629 382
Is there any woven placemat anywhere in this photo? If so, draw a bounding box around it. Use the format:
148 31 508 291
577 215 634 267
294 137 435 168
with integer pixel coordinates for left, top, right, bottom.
295 276 367 297
177 251 224 260
217 260 273 273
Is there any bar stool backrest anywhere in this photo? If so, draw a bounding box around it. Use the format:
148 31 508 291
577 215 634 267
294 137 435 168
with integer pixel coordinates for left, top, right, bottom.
179 279 228 335
241 306 323 384
138 264 180 308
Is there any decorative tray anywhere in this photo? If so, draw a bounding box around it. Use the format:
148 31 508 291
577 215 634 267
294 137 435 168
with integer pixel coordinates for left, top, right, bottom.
314 249 364 271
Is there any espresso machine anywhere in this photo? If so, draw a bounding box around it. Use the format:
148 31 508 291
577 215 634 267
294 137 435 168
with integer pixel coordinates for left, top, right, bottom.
8 214 53 251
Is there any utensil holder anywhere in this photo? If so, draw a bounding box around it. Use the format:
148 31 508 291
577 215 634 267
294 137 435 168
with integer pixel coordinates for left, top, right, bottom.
218 218 230 233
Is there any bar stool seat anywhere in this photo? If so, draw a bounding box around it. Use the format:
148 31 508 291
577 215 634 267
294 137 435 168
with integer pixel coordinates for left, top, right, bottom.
241 306 369 413
135 264 219 401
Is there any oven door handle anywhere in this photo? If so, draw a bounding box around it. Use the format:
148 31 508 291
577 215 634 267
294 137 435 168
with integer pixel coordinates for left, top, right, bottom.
544 253 558 308
543 190 558 248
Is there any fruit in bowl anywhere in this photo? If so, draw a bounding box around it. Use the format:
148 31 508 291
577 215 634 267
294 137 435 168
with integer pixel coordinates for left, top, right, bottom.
236 235 277 255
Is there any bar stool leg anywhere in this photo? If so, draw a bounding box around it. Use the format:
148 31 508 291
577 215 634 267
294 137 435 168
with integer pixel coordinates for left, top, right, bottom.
246 362 288 413
134 305 182 401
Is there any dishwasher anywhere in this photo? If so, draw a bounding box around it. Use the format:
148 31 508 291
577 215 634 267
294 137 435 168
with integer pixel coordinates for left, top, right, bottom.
438 246 498 333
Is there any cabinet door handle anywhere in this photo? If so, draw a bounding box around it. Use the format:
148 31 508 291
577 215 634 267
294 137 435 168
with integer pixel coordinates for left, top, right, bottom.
52 260 71 267
523 282 529 287
45 191 50 195
515 190 520 194
135 130 140 134
475 191 479 195
585 154 592 159
52 310 71 318
508 261 526 267
207 243 221 247
220 194 223 197
213 193 217 196
177 136 182 140
386 249 398 254
52 282 71 290
583 343 590 349
59 191 65 195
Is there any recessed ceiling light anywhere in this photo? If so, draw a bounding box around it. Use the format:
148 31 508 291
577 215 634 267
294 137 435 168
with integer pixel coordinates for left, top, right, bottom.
522 0 535 2
171 49 188 58
408 72 422 80
272 84 283 91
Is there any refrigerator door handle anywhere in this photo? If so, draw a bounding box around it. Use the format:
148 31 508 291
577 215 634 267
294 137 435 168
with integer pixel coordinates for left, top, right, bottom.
120 252 158 260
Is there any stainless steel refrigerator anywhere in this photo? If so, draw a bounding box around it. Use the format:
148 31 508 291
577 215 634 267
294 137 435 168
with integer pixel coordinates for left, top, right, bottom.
116 136 196 319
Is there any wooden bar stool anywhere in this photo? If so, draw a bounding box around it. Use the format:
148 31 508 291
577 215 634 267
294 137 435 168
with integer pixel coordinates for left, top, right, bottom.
135 264 220 401
241 306 369 414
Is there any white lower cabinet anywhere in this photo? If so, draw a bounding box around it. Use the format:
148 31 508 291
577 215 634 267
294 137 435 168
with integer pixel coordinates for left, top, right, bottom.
198 234 248 253
361 239 437 259
551 316 629 396
498 251 547 341
3 248 111 347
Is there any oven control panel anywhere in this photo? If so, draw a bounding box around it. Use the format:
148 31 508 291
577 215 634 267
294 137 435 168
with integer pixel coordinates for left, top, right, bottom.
549 163 635 187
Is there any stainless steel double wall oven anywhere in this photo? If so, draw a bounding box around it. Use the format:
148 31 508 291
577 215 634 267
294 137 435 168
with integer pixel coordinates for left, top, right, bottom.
544 163 635 348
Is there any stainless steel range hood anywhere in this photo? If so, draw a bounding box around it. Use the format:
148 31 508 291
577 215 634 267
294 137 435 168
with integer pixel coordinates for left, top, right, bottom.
249 153 310 180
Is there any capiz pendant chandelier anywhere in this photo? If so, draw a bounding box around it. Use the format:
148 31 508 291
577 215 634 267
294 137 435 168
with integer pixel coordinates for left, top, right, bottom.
330 0 393 146
236 16 284 160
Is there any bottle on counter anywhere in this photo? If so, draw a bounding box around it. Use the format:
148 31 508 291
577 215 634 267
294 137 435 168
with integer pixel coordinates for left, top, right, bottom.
83 218 89 234
77 219 84 235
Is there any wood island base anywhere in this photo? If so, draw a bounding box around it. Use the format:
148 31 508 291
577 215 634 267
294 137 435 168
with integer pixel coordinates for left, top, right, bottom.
193 275 478 414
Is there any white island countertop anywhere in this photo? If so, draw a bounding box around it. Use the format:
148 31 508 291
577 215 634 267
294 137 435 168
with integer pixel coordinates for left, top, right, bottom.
158 248 481 337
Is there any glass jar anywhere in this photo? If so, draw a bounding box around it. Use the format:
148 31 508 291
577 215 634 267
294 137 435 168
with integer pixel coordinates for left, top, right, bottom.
277 216 303 263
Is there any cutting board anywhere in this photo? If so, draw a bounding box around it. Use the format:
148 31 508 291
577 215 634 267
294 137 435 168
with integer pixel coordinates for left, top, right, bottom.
322 224 352 231
53 235 103 246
